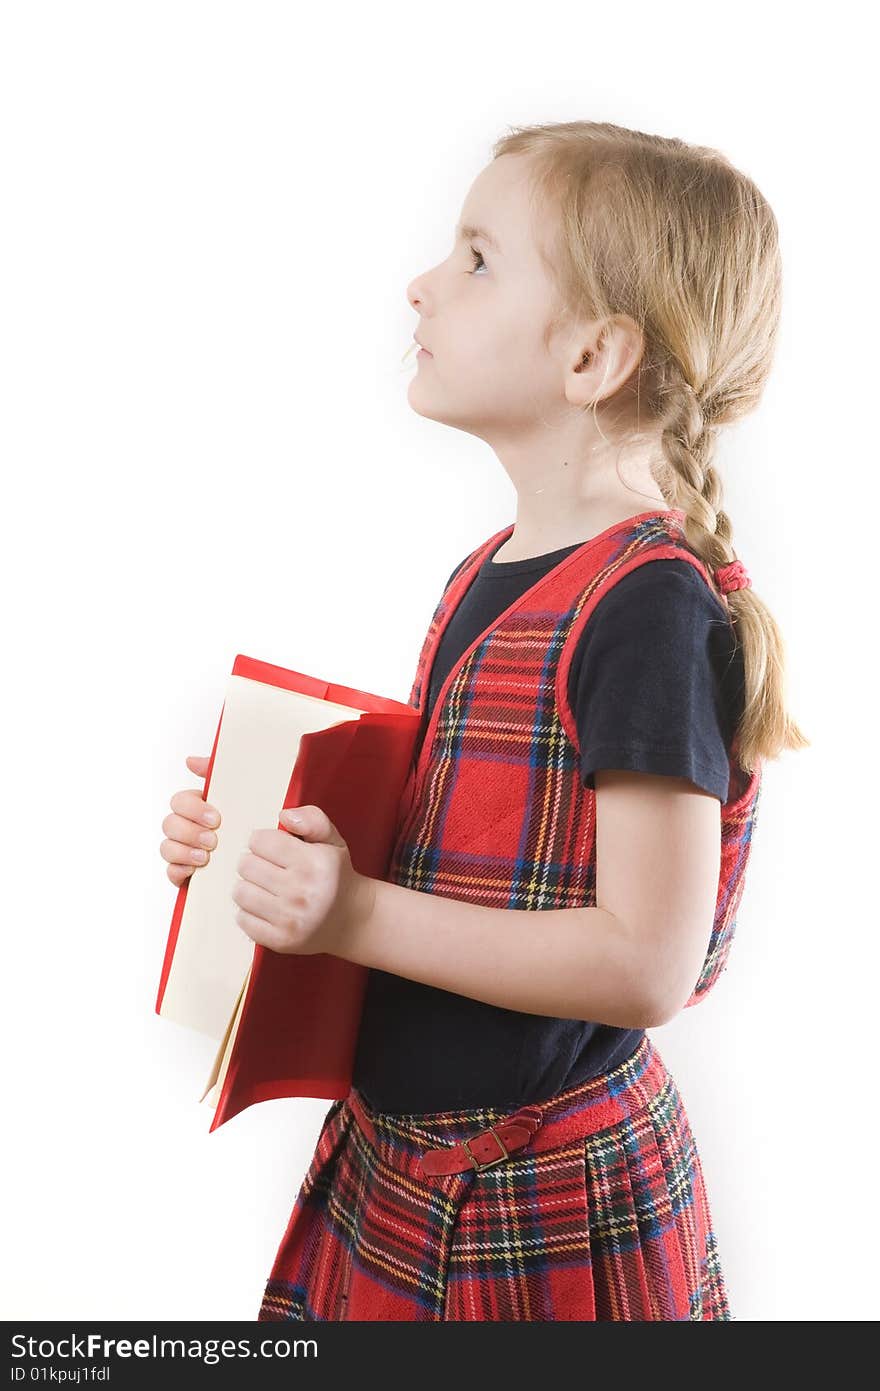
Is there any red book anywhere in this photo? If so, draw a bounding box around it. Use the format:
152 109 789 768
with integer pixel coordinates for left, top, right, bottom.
155 654 419 1131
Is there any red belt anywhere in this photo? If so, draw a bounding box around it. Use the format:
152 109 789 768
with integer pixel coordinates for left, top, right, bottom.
418 1107 544 1176
345 1059 645 1183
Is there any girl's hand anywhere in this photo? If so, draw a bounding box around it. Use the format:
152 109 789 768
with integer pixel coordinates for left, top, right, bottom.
232 805 375 957
160 754 221 886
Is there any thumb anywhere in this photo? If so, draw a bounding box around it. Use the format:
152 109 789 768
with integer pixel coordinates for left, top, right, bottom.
279 804 347 848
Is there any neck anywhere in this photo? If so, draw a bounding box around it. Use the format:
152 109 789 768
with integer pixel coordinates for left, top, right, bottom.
496 494 670 563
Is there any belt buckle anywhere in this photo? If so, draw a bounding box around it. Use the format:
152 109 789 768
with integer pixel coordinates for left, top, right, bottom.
461 1125 509 1174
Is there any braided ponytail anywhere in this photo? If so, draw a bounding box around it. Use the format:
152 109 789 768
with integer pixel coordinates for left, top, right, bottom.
491 119 809 776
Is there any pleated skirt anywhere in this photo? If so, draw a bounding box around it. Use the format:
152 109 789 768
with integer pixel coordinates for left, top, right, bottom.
257 1032 730 1321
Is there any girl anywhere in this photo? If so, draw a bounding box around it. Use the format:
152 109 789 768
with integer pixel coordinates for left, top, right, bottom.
161 120 807 1320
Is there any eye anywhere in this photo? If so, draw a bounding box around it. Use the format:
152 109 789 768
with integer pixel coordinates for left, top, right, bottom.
467 245 487 275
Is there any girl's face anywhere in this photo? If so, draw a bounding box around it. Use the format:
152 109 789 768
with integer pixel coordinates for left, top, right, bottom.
406 153 578 444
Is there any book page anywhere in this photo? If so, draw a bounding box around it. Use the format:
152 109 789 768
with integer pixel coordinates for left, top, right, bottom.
159 673 365 1039
201 963 250 1108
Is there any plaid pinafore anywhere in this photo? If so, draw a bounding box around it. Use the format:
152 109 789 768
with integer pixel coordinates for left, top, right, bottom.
258 508 763 1321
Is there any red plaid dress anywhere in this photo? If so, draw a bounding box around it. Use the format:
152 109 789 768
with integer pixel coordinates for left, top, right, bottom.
258 507 763 1321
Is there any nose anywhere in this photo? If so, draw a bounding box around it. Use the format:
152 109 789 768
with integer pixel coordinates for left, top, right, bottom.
408 256 439 313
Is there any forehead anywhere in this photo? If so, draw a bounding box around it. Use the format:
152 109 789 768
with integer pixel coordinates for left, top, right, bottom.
459 154 548 259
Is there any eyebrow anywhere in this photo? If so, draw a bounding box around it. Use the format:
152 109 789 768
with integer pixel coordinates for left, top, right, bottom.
456 222 502 253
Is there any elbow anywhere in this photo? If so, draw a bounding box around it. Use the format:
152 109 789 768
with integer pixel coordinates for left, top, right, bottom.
600 910 697 1029
623 925 702 1029
640 995 681 1029
639 976 692 1028
632 962 691 1029
615 982 678 1031
615 941 686 1030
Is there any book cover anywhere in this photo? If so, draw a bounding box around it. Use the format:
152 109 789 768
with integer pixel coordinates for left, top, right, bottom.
156 654 420 1130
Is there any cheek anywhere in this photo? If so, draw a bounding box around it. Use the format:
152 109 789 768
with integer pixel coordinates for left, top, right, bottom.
458 306 522 364
429 291 548 387
475 327 543 385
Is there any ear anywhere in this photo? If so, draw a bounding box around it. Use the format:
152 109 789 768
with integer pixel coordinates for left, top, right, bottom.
564 315 644 407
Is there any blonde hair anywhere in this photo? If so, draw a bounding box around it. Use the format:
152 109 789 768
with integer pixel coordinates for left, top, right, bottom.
491 119 808 776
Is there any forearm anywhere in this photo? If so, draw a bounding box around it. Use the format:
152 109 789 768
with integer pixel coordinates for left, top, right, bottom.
339 876 657 1028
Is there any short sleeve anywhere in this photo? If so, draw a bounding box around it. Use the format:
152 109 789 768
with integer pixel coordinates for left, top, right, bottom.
568 559 742 802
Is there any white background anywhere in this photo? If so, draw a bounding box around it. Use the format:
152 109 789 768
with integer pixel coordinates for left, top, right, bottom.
2 0 876 1322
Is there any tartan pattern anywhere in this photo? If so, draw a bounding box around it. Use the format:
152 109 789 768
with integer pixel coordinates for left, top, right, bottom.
387 508 762 1006
257 510 758 1321
257 1033 731 1320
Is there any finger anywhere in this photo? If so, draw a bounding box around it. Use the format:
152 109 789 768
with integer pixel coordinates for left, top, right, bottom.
236 849 285 895
186 754 211 777
160 836 212 868
279 804 346 848
232 903 281 950
170 788 221 827
167 862 195 887
232 877 281 929
161 810 219 850
247 827 296 869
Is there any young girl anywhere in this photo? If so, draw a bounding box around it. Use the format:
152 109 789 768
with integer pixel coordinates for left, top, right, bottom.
161 120 807 1321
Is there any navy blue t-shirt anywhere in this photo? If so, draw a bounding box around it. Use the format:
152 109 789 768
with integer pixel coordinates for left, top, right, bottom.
350 535 745 1115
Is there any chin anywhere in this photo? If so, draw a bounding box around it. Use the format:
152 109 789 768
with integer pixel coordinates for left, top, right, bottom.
406 380 444 423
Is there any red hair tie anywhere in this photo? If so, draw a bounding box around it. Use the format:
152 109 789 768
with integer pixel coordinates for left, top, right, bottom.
714 559 751 595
